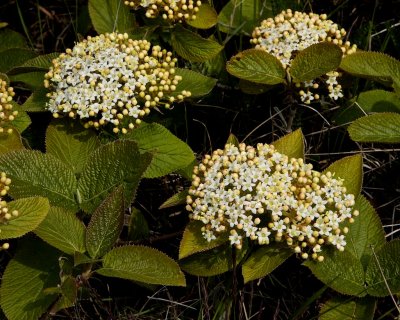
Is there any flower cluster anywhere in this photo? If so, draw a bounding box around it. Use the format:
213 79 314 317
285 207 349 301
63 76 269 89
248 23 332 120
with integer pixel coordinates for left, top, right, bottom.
251 9 357 103
0 172 18 250
0 80 18 134
186 143 359 261
124 0 202 22
45 33 191 133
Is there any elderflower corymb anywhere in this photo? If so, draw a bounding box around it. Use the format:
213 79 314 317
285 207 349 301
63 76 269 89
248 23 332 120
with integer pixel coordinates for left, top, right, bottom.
0 80 18 134
124 0 202 22
251 9 357 103
186 143 359 262
45 33 191 133
0 172 18 250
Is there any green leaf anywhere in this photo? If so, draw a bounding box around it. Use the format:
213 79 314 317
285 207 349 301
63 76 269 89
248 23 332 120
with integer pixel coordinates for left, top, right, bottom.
8 52 59 73
177 159 196 180
0 150 78 209
0 29 28 52
35 206 86 255
217 0 273 35
86 186 124 259
96 245 186 286
226 133 240 147
272 128 304 159
126 122 195 178
343 195 385 269
180 242 247 276
88 0 135 34
10 110 31 133
0 130 24 155
78 140 152 213
179 221 229 259
0 48 37 73
348 112 400 143
366 240 400 297
319 296 376 320
46 121 100 174
159 189 188 209
187 3 218 29
290 42 343 82
0 238 60 320
304 248 367 297
19 87 48 112
171 25 224 62
50 276 77 315
174 68 217 98
226 49 286 85
74 252 96 266
242 245 293 283
334 89 400 125
9 72 46 90
0 197 49 240
340 51 400 89
127 207 149 241
323 154 363 197
238 79 272 94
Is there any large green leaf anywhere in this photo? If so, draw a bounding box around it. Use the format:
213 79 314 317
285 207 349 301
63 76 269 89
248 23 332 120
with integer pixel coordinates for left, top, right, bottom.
10 109 31 133
0 197 49 240
174 68 217 98
365 240 400 297
242 245 293 283
77 140 152 213
0 29 28 52
348 112 400 143
126 122 195 178
0 48 37 73
343 195 385 269
8 53 59 74
179 221 229 259
217 0 273 35
226 49 286 85
334 89 400 125
86 186 124 259
9 72 46 90
340 51 400 89
0 130 24 155
50 276 77 315
180 242 247 276
35 206 86 255
272 128 304 159
323 154 363 197
88 0 135 34
96 245 186 286
186 3 218 29
127 207 149 241
290 42 343 82
319 296 376 320
304 248 367 297
171 25 223 62
46 121 100 174
0 239 60 320
0 150 78 209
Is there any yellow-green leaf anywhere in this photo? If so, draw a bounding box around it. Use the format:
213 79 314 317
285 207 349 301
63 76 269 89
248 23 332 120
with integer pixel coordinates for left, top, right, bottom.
96 245 186 286
0 130 24 155
187 4 217 29
159 189 188 209
171 25 223 62
272 128 304 159
319 296 376 320
174 68 217 98
226 49 286 85
323 154 363 197
290 42 343 82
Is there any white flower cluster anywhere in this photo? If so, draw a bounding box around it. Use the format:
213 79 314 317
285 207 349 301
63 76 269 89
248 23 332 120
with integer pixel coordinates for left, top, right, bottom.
0 172 18 251
186 143 359 262
45 33 191 133
251 9 357 103
0 80 18 134
124 0 202 22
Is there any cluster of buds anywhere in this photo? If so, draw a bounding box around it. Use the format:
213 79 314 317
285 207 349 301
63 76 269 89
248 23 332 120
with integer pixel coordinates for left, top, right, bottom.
0 80 18 133
186 143 359 262
251 9 357 103
45 33 191 133
0 172 18 251
124 0 202 22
